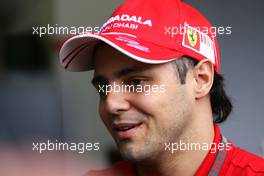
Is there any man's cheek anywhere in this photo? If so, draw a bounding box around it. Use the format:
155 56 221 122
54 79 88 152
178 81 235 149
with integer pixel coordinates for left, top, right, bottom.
98 108 109 127
133 95 160 112
99 104 106 119
102 119 113 136
100 115 109 127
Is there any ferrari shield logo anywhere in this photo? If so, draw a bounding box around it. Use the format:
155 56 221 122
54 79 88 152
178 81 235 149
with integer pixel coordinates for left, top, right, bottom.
187 28 198 47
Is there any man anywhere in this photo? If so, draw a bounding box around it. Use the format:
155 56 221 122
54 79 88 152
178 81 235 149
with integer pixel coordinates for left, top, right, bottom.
59 0 264 175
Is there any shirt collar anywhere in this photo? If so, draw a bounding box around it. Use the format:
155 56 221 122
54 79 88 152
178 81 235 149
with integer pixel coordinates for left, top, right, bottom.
195 124 223 175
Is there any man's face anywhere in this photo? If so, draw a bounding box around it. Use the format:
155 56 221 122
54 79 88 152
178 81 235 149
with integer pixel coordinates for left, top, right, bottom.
92 44 195 162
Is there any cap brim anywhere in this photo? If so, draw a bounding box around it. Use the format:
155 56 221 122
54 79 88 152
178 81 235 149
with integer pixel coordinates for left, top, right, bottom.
59 32 184 71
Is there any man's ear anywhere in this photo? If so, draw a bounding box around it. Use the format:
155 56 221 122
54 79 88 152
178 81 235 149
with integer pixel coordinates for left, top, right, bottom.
192 59 214 99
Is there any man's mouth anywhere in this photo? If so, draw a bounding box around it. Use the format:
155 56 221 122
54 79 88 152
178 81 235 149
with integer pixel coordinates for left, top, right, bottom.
112 122 143 139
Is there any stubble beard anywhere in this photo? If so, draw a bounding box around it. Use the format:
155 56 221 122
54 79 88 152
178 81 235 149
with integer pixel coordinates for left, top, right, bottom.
116 122 187 163
117 134 162 163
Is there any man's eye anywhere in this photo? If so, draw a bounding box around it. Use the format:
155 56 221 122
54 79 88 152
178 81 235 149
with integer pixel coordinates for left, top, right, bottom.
128 78 145 86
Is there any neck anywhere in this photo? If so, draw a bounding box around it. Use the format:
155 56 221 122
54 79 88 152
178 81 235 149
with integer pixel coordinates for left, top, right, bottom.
136 101 215 176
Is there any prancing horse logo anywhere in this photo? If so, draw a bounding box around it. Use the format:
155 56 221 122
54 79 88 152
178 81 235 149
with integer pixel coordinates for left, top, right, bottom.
187 28 198 47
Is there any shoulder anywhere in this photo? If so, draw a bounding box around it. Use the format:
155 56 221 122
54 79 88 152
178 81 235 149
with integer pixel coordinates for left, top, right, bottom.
84 161 135 176
223 144 264 175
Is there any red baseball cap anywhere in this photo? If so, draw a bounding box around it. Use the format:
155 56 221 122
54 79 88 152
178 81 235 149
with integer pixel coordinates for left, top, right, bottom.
59 0 220 73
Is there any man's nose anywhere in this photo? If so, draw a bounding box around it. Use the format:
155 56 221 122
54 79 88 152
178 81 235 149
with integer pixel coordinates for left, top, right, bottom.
103 91 130 115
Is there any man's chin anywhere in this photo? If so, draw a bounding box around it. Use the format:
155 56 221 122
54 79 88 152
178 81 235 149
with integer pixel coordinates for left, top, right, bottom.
120 150 143 163
118 144 149 163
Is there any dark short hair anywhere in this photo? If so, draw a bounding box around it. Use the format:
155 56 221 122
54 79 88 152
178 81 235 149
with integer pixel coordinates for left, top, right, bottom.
174 57 232 123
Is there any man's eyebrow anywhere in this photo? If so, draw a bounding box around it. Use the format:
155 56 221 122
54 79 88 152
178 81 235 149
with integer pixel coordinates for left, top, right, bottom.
91 66 148 85
114 66 148 78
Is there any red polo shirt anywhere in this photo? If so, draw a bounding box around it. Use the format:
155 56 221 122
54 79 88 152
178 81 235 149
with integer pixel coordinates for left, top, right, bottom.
86 125 264 176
